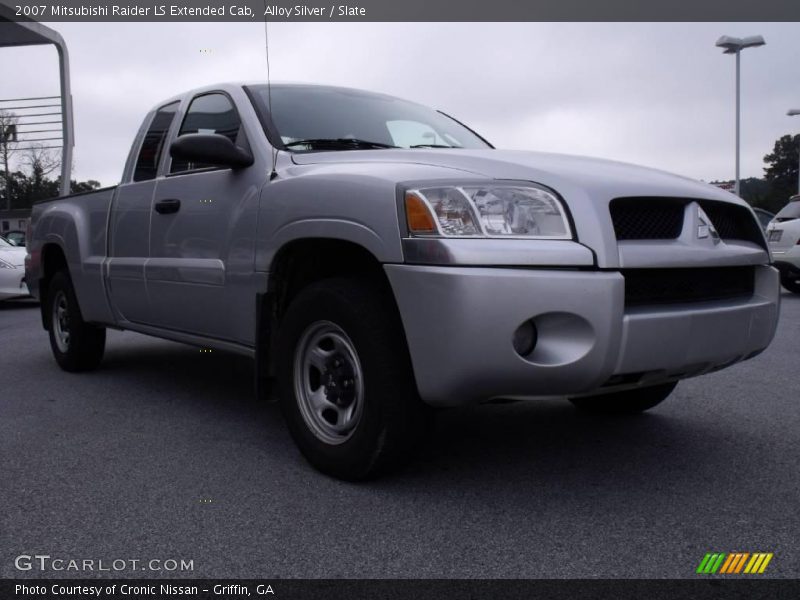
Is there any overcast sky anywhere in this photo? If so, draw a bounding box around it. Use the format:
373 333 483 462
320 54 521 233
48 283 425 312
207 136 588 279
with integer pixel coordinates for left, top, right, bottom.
3 22 798 187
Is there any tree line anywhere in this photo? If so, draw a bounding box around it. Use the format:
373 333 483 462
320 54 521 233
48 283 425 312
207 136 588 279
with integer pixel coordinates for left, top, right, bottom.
2 162 101 210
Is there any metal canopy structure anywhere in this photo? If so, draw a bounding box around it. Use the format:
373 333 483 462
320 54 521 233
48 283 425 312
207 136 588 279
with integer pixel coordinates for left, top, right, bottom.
0 5 73 197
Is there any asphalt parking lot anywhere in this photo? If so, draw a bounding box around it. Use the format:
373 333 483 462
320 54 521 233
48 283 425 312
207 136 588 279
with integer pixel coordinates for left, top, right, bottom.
1 292 798 579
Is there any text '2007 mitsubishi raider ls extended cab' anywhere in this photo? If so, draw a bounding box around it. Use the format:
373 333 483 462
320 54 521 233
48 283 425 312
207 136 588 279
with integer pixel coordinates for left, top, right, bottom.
26 83 780 479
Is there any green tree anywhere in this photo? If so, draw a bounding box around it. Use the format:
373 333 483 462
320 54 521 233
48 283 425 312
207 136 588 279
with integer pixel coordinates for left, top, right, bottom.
763 134 799 212
0 110 20 211
3 169 101 208
739 177 772 209
69 179 102 194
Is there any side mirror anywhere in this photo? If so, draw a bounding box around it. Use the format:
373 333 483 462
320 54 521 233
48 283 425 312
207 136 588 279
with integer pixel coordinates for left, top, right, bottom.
169 133 254 169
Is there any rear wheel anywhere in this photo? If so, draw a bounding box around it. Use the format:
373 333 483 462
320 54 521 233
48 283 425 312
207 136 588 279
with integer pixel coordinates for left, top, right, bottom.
47 270 106 372
780 273 800 294
276 277 430 480
569 382 678 415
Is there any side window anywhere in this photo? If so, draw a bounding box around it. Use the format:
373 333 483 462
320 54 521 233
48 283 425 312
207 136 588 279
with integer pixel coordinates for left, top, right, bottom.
170 93 243 173
132 102 179 182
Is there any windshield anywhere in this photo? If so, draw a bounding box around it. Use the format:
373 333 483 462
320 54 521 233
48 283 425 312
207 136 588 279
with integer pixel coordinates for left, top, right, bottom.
775 198 800 222
0 237 12 248
246 85 491 150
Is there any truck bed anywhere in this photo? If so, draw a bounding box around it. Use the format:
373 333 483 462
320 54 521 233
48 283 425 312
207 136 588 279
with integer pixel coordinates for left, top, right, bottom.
28 185 119 325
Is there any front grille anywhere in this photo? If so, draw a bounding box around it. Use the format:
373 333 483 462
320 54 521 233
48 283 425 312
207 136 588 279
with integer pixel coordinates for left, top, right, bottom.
623 267 755 307
698 201 764 246
609 197 765 248
610 198 685 240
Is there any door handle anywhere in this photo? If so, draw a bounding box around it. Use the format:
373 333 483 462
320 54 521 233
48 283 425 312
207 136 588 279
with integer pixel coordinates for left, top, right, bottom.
154 198 181 214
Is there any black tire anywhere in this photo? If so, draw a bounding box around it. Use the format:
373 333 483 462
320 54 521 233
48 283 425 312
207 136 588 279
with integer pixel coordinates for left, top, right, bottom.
275 277 430 480
780 274 800 294
46 270 106 372
569 382 678 415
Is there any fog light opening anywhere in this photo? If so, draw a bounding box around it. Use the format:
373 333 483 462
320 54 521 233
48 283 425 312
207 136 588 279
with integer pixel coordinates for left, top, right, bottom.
512 320 538 358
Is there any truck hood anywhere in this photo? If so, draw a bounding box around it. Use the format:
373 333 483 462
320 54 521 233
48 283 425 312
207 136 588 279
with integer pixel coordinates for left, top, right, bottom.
291 148 738 205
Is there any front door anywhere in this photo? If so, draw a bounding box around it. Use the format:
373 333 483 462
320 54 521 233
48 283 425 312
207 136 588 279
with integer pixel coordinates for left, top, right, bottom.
146 92 261 342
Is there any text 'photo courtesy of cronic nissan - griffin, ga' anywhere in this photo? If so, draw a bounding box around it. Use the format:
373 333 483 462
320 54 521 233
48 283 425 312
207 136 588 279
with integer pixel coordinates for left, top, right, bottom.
25 82 780 480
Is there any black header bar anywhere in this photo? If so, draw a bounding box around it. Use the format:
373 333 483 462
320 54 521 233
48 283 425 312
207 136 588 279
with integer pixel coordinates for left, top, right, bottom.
2 0 800 22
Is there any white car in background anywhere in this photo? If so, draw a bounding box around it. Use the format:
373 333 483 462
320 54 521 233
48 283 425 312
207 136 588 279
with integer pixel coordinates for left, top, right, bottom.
0 236 29 300
767 195 800 294
752 207 775 231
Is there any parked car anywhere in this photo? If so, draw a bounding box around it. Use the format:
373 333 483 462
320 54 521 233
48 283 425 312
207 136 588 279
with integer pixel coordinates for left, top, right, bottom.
2 230 26 247
766 195 800 293
0 236 29 300
752 207 775 232
25 83 780 479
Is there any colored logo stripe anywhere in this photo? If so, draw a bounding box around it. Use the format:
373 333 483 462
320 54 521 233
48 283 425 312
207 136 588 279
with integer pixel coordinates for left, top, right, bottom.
719 554 736 574
733 553 750 574
696 553 726 574
697 552 773 574
744 553 773 574
719 553 748 574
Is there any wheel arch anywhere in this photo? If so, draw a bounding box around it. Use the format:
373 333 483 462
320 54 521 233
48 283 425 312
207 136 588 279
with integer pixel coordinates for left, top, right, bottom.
39 242 69 330
255 237 406 394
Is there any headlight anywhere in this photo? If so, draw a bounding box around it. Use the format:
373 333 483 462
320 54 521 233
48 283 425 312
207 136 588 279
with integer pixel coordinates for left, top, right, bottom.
0 257 16 269
404 182 572 239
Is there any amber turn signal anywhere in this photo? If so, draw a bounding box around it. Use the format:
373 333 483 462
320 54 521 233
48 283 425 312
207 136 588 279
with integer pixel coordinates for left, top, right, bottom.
405 192 437 234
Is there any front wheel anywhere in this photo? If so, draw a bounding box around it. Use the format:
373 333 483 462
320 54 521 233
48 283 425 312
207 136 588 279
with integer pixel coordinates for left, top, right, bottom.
275 277 430 480
47 270 106 372
569 382 678 415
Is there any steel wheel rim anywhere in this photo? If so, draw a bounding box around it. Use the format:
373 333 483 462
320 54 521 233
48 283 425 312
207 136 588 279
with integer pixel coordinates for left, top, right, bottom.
293 321 364 445
52 290 71 353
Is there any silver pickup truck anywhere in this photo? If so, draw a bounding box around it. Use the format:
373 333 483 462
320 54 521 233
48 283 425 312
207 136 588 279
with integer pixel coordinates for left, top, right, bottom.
26 82 780 479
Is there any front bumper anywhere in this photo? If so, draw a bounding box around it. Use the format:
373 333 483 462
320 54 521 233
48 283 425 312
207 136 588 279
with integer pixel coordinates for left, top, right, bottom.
385 264 780 407
0 269 30 301
770 243 800 277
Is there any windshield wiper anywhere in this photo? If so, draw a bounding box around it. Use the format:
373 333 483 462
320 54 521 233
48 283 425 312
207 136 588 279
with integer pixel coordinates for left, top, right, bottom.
284 138 398 150
410 144 462 148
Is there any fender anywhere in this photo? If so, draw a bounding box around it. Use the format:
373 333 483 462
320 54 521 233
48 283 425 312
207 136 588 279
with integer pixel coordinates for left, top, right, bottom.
32 189 116 326
265 217 395 266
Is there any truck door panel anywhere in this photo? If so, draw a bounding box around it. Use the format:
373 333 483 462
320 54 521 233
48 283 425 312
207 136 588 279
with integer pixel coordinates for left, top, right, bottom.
107 102 178 324
147 92 261 342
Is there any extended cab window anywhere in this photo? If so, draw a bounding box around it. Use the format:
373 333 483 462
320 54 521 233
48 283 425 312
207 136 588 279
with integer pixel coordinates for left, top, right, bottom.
132 102 178 182
170 93 244 173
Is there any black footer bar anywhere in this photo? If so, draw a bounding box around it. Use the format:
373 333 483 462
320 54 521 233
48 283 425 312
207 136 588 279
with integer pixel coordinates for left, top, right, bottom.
3 579 800 600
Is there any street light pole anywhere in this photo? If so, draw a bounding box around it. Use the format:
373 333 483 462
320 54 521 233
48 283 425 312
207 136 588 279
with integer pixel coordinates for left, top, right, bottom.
735 49 741 196
788 109 800 195
716 35 766 197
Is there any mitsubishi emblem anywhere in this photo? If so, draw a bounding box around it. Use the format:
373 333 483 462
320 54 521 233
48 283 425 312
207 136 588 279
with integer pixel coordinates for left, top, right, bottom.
697 206 720 242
